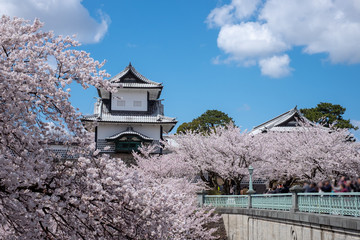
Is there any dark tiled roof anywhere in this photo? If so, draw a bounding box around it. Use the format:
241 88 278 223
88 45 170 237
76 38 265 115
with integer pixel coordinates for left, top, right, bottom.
251 106 314 134
109 63 162 88
82 99 177 124
82 114 177 124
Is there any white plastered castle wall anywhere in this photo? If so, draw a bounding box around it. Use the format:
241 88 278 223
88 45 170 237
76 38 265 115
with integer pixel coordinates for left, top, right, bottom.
97 123 161 140
111 89 147 111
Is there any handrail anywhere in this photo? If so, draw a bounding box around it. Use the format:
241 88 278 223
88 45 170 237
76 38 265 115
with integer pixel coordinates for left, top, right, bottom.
252 193 292 211
201 192 360 218
204 195 248 208
298 192 360 217
298 192 360 196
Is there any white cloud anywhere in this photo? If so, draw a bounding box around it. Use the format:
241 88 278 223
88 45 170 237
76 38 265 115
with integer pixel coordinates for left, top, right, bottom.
0 0 110 44
207 0 261 28
218 23 289 60
206 4 234 28
261 0 360 64
231 0 261 19
208 0 360 77
259 54 292 78
211 56 222 65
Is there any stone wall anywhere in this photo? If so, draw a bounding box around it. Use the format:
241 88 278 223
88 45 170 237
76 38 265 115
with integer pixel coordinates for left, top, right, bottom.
220 208 360 240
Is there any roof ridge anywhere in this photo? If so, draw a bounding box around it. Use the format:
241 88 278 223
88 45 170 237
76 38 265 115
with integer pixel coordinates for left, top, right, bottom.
252 107 296 130
251 106 315 134
109 64 161 86
128 65 161 85
81 114 177 123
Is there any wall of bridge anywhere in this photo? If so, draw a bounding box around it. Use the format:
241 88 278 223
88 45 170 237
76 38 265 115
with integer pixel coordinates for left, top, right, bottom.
219 208 360 240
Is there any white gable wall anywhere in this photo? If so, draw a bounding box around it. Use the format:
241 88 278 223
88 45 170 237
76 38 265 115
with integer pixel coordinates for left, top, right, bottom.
97 123 161 141
111 89 148 111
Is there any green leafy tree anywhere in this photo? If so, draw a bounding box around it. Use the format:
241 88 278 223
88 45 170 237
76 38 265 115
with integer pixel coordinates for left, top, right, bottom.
176 110 234 134
300 102 358 130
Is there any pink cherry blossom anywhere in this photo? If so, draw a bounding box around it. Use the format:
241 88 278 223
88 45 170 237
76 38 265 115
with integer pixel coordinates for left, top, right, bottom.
0 16 218 239
168 123 360 192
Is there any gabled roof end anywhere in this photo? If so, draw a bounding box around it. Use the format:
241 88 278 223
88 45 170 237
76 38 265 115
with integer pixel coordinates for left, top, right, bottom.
109 63 162 87
251 106 313 134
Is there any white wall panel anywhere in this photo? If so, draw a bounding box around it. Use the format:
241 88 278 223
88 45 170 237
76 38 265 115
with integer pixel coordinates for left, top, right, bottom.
98 123 161 140
111 89 147 111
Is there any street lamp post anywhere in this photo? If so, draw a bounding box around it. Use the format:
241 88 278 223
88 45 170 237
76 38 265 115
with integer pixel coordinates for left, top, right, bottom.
247 165 256 195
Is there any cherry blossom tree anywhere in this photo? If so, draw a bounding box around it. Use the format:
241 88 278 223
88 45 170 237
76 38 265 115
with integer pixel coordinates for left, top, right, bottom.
258 126 360 183
0 16 218 239
133 144 198 180
169 123 360 193
130 145 219 239
168 124 267 194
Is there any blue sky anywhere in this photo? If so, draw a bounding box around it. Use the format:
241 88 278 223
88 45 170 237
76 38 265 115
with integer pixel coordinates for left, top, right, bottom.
1 0 359 138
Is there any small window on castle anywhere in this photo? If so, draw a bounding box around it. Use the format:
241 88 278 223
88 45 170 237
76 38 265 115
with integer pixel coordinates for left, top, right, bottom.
133 101 142 107
117 100 125 107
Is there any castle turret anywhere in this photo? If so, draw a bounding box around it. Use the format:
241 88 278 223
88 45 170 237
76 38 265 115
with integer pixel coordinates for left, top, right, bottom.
82 63 177 154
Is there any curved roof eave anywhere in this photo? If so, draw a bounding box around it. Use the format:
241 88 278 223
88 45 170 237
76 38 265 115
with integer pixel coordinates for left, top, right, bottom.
105 127 154 141
109 63 162 86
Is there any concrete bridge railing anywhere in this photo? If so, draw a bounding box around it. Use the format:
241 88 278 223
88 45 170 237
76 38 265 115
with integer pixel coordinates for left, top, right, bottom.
199 192 360 217
199 192 360 240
